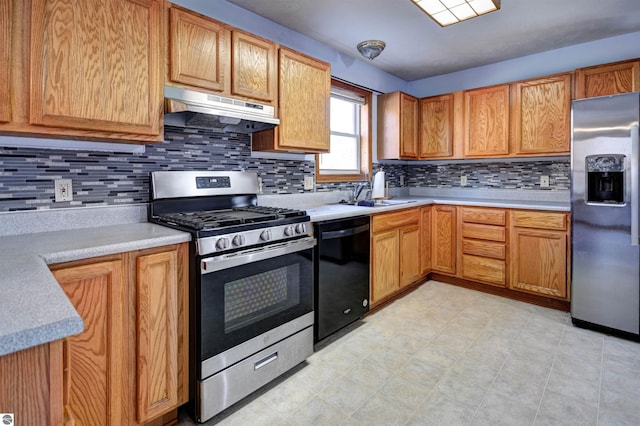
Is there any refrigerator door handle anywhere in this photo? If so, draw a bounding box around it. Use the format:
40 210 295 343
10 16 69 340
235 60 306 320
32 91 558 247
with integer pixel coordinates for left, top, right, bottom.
632 125 639 246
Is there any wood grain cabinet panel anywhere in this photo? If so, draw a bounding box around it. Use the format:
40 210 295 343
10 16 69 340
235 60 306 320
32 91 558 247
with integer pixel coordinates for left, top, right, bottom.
371 229 400 304
253 47 330 153
576 59 640 99
461 223 506 242
231 30 277 103
419 94 455 158
511 210 567 230
431 205 457 274
462 239 506 260
0 0 11 123
510 227 567 298
168 5 230 93
372 208 421 233
461 254 506 286
400 224 421 287
463 85 510 157
461 207 506 226
512 73 572 155
420 206 432 275
30 0 163 137
135 250 180 423
52 259 128 426
378 91 419 159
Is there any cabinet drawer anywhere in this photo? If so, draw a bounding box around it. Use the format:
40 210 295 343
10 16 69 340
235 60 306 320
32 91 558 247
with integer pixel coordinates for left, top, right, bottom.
461 207 506 225
372 208 420 233
461 223 506 242
462 239 506 260
511 211 567 230
462 255 506 286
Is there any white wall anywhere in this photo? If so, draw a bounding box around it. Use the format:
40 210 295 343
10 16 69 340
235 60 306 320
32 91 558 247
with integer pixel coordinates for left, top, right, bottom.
407 31 640 97
173 0 409 94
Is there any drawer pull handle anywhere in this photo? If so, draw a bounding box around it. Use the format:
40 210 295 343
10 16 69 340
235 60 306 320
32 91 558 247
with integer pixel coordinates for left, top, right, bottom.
254 352 278 370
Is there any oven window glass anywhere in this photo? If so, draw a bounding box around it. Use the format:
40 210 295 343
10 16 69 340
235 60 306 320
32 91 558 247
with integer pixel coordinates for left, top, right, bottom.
199 248 313 361
224 265 300 333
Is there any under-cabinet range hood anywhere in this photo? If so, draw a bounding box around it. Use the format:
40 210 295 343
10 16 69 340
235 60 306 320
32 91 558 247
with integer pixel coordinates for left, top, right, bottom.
164 86 279 133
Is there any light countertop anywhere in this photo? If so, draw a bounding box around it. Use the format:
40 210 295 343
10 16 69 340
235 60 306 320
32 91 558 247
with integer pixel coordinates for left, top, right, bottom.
0 223 190 356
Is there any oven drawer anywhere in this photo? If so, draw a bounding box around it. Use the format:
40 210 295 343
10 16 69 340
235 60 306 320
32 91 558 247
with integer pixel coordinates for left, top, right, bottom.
197 326 313 422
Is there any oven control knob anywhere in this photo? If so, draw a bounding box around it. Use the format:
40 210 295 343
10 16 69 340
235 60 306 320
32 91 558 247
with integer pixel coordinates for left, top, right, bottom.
216 237 230 250
295 224 307 234
260 229 272 241
284 226 295 237
232 235 246 247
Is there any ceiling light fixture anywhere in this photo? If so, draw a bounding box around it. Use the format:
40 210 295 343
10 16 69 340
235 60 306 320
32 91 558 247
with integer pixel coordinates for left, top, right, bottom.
357 40 386 60
411 0 500 27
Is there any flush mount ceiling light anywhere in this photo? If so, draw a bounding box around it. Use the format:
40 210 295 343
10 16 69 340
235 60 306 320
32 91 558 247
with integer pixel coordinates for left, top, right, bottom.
412 0 500 27
357 40 386 60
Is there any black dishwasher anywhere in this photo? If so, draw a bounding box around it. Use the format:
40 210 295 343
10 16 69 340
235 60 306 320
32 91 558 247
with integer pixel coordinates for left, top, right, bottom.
314 216 370 342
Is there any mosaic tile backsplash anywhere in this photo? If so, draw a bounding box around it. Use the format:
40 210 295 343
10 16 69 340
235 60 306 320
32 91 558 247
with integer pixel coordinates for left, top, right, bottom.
0 126 569 211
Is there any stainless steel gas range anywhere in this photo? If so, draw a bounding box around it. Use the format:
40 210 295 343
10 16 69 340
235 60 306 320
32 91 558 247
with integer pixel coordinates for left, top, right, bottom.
149 171 315 423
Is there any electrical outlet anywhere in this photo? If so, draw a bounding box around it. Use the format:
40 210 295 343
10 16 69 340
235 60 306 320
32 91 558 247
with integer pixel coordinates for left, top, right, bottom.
304 175 314 190
399 176 405 186
257 177 263 194
460 175 467 186
540 175 550 188
54 179 73 202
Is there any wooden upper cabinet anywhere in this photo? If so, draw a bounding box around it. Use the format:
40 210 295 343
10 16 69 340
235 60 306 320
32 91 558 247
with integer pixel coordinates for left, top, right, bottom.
274 47 330 152
511 73 572 156
231 30 277 103
0 0 10 123
378 91 419 159
30 0 163 138
463 85 510 157
419 94 454 158
168 5 230 93
576 59 640 99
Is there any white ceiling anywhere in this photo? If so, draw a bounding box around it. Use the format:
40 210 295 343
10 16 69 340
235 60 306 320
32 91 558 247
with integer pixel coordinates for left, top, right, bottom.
226 0 640 81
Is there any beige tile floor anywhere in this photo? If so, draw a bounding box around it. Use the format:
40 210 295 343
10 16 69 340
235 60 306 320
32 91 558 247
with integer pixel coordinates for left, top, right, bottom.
179 280 640 425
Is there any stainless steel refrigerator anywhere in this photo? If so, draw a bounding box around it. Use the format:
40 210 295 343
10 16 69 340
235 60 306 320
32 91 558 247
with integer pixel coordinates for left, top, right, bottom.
571 92 640 336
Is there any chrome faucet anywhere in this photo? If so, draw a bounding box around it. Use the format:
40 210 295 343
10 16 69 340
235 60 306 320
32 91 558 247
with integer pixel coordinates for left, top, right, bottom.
352 181 370 202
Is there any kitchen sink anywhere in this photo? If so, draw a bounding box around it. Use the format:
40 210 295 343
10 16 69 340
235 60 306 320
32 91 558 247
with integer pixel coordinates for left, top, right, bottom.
329 199 417 207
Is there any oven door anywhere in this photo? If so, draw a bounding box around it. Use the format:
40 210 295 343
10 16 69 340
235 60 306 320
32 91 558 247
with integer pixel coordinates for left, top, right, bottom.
198 237 315 378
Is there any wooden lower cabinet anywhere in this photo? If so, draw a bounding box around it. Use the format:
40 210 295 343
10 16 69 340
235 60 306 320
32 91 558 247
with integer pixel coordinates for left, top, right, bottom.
50 243 188 425
431 205 457 274
509 210 569 299
420 207 432 275
370 208 421 306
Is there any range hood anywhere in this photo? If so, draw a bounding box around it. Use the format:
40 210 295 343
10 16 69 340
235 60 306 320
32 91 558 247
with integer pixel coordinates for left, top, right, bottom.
164 86 279 133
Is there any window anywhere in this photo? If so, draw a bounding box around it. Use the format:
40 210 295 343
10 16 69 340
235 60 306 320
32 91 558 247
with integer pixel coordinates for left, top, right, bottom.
316 79 371 183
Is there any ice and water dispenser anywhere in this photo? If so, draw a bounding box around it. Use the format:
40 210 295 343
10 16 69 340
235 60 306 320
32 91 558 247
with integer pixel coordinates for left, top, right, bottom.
585 154 625 204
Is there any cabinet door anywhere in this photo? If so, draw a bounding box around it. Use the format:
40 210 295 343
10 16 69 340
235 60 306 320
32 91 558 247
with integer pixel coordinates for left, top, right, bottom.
0 0 10 123
135 247 187 422
512 73 571 155
277 47 330 152
420 207 432 275
232 30 277 103
371 229 399 305
168 6 230 93
510 228 567 298
399 224 421 287
576 59 640 99
432 205 457 274
463 85 510 157
400 93 419 158
52 260 127 426
30 0 162 136
419 94 453 158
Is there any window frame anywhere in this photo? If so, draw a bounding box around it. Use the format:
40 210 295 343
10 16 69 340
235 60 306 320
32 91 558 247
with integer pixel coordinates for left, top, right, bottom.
315 79 372 183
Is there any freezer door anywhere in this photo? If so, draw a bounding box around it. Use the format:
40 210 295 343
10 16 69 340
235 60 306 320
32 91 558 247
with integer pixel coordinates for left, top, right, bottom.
571 93 640 334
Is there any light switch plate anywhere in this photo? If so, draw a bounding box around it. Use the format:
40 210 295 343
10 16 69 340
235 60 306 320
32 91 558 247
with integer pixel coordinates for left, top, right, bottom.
54 179 73 202
540 175 550 188
304 175 314 190
460 175 467 186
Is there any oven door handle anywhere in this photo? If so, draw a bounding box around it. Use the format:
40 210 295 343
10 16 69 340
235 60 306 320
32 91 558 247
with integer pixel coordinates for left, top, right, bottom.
201 237 316 274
